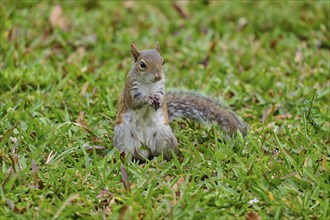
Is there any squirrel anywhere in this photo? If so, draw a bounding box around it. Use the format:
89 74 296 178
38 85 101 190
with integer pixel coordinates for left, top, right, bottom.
114 42 247 161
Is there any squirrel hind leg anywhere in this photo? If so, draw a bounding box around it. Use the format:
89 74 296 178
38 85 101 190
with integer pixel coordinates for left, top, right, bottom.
114 124 151 160
148 125 179 160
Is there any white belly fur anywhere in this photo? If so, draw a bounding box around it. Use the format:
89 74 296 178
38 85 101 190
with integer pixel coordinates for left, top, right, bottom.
123 105 165 153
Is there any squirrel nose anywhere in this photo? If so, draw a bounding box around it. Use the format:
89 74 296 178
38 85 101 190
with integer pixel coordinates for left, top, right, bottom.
154 73 162 81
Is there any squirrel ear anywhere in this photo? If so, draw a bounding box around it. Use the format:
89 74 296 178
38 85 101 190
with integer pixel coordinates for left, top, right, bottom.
131 43 140 62
155 41 160 53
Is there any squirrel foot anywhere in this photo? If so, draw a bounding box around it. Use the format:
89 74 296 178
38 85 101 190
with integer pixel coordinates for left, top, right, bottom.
148 94 161 110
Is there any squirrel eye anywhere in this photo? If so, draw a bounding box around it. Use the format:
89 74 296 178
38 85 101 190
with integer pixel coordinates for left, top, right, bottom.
162 60 165 65
140 60 146 70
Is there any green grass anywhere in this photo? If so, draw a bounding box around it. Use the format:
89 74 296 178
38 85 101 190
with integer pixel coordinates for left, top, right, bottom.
1 1 329 219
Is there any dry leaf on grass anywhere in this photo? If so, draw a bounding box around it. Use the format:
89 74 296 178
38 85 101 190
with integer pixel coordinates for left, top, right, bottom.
172 176 185 190
274 113 292 120
237 17 248 31
165 175 174 181
49 5 68 30
121 166 130 191
118 205 129 220
80 82 89 97
67 46 86 64
123 1 135 10
246 211 262 220
97 188 113 199
172 1 189 18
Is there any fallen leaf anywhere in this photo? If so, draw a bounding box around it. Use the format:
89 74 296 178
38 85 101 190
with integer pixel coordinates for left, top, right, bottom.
172 176 184 190
165 175 174 181
237 17 248 31
172 1 189 18
97 188 113 199
123 1 135 10
80 82 89 97
49 5 68 30
121 166 130 191
274 113 292 120
246 211 262 220
243 113 255 118
67 46 86 64
118 205 128 220
130 184 136 190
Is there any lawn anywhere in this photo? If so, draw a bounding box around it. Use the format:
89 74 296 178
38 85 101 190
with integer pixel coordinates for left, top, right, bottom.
1 1 329 219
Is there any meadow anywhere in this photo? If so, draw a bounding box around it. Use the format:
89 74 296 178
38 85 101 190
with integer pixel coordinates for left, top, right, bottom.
1 1 329 219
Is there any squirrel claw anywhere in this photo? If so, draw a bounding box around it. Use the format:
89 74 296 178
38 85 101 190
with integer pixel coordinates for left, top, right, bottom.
152 102 160 110
148 94 161 110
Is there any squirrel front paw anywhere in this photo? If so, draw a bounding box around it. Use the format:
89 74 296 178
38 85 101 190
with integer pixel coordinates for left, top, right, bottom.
148 94 161 110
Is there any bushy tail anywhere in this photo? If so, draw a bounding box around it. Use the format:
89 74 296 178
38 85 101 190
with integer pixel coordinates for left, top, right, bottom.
165 91 247 136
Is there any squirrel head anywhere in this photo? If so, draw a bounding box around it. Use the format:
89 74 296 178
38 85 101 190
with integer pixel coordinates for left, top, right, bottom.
130 42 165 83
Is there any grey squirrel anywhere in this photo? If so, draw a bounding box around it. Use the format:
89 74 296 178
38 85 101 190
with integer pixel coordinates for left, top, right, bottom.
114 42 247 160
